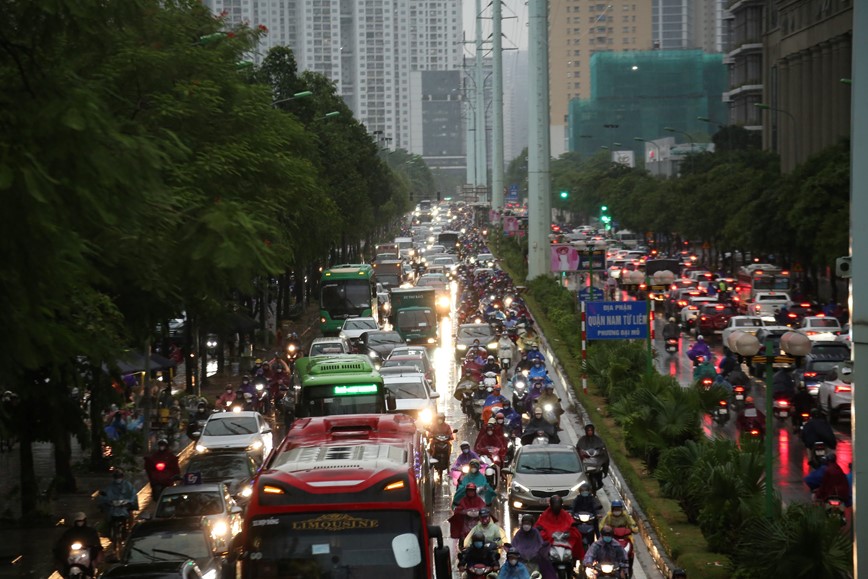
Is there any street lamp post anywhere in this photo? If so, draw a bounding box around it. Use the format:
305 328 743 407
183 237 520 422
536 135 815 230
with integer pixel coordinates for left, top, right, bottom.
696 116 732 152
730 330 812 517
633 137 661 176
271 91 314 107
664 127 695 175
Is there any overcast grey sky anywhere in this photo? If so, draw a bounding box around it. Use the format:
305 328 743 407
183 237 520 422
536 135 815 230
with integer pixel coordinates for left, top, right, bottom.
462 0 528 53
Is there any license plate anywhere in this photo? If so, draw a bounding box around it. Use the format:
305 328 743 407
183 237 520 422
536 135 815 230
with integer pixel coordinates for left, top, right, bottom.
718 408 728 415
735 394 744 401
775 411 789 418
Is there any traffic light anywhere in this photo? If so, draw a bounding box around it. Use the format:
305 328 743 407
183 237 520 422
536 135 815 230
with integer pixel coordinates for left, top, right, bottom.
600 205 612 231
559 190 569 199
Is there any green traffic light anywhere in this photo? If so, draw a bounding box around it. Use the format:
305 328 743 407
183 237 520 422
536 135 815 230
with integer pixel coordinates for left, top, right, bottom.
601 205 608 211
560 191 569 199
601 215 611 223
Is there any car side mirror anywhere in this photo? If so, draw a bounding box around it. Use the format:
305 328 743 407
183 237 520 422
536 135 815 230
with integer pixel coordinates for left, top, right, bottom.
430 392 440 399
501 468 513 475
386 393 397 412
230 505 243 515
262 427 272 435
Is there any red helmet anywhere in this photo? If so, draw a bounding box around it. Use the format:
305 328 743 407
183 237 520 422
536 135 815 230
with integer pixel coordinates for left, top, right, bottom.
466 483 477 491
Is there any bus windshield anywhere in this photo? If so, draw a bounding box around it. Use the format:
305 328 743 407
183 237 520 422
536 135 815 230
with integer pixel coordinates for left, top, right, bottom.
321 280 372 317
300 384 384 416
245 510 425 579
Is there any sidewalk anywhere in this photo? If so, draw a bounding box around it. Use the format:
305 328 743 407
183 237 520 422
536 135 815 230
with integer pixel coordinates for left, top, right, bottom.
0 307 321 578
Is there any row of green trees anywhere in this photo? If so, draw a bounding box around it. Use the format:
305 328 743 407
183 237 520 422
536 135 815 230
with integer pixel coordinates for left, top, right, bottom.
506 130 850 296
0 0 428 516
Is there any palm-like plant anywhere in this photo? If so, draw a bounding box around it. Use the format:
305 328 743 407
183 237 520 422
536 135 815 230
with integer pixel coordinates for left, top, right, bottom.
733 503 852 579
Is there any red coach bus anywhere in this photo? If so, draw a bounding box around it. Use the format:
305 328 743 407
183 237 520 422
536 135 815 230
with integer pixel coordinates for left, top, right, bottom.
236 414 450 579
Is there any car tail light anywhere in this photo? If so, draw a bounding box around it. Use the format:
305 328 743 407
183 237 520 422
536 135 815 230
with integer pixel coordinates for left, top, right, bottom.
835 384 852 393
750 429 760 436
800 303 811 308
733 296 740 302
734 386 745 393
804 371 818 378
816 313 826 317
806 331 816 336
777 399 789 407
788 313 797 318
700 316 707 321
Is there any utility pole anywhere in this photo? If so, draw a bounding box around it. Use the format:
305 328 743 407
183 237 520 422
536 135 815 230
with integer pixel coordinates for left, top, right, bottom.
527 0 551 280
474 0 487 189
490 0 505 211
851 0 866 573
464 68 476 186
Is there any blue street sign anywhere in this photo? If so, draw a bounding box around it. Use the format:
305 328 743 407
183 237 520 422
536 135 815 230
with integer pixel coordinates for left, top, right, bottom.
585 301 649 340
507 184 519 201
578 287 605 301
578 250 606 270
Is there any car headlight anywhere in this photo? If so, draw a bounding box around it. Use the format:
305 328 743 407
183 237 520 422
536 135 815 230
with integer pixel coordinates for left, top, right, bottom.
511 481 530 493
457 344 468 351
240 485 253 498
437 296 450 307
427 337 436 344
248 440 263 451
418 408 433 425
368 351 380 359
196 444 208 453
211 520 229 538
203 570 217 579
570 482 584 493
487 342 498 350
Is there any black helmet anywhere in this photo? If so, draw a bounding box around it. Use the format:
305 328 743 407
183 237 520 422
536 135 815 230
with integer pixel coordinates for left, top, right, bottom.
549 495 563 508
506 547 521 558
810 408 822 419
521 514 535 525
584 423 595 433
471 530 485 543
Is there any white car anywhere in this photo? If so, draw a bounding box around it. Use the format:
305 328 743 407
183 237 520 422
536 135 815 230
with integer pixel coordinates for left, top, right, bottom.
339 316 380 343
817 363 853 424
798 316 843 341
721 315 765 346
308 336 351 357
383 372 439 428
680 296 718 329
748 292 792 317
195 411 273 463
476 253 496 267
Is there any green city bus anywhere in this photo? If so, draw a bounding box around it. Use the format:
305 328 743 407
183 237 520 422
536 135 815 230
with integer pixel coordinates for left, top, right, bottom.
319 264 379 335
294 355 394 418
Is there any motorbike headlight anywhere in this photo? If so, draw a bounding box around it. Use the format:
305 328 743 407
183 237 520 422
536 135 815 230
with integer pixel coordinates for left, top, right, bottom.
418 408 433 425
585 568 595 577
543 404 554 412
437 296 450 307
70 542 83 551
248 440 263 451
255 383 264 391
288 344 297 353
207 340 217 348
457 344 468 351
511 481 530 493
487 342 498 350
461 465 470 473
600 563 615 574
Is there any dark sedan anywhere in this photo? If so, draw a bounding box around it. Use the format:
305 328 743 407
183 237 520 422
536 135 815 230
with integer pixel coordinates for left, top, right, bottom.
357 330 405 363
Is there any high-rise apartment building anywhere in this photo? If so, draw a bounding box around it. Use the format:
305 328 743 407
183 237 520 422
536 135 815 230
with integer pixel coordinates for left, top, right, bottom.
549 1 654 158
652 0 729 52
203 0 463 152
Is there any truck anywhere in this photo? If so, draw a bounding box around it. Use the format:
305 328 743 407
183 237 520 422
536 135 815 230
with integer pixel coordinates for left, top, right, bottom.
373 259 404 290
389 287 438 347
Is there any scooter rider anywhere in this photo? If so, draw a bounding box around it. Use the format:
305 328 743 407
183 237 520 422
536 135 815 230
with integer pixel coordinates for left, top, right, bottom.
186 401 209 439
687 336 712 366
474 423 508 465
515 351 534 375
483 355 502 375
601 500 638 574
463 507 508 549
521 406 560 445
533 383 564 426
662 317 680 340
576 424 610 476
144 438 180 500
801 408 837 455
582 525 629 578
99 469 139 527
216 386 236 409
572 482 604 540
53 512 103 578
428 415 454 457
499 547 532 579
526 345 545 363
459 530 501 573
452 441 481 471
536 495 584 561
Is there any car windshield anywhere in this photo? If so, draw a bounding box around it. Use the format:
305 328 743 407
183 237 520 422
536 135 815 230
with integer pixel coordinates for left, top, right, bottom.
809 361 840 373
185 454 252 481
811 345 850 359
758 294 788 301
155 491 224 518
345 319 378 331
385 380 427 399
704 306 734 316
458 326 494 339
321 279 372 315
311 343 345 355
245 511 424 579
736 318 763 327
382 359 425 373
125 530 210 564
368 332 404 346
396 309 435 331
203 417 257 436
516 451 582 474
810 319 840 328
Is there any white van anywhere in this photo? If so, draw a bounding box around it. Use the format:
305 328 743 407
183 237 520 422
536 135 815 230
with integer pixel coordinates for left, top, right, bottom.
615 230 639 248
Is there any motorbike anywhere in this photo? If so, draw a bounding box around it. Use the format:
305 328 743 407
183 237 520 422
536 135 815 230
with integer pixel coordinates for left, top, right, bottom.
585 561 622 578
580 447 607 493
511 374 529 415
573 511 598 551
731 384 747 410
462 563 495 577
254 382 271 414
431 435 452 479
792 410 811 434
664 338 678 354
772 394 791 422
548 530 575 579
809 441 828 469
286 341 301 372
698 376 713 391
713 399 729 426
823 496 848 527
67 542 95 578
540 401 561 429
612 527 634 578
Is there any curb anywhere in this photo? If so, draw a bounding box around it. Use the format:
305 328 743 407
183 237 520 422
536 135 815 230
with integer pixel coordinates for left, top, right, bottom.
533 315 676 579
